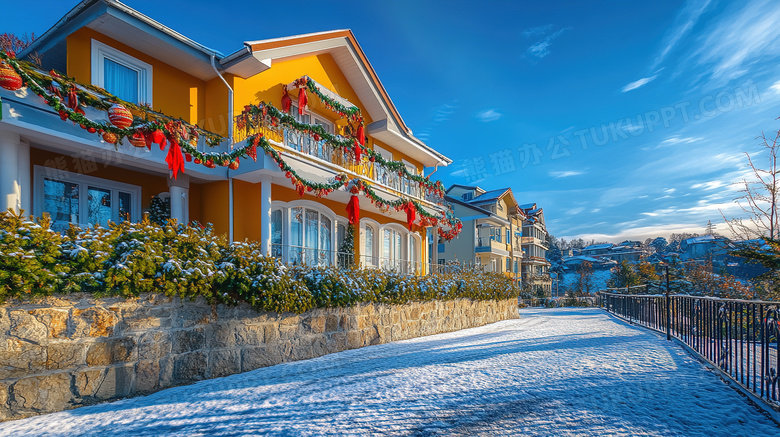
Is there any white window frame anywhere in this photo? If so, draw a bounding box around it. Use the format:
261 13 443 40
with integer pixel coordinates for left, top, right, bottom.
360 218 380 267
91 39 153 105
33 165 142 229
272 200 339 266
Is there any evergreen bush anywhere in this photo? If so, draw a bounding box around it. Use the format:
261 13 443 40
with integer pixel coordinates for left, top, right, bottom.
0 210 518 313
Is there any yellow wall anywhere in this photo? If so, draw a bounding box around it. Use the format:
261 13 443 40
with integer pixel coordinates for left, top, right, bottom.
232 53 424 172
196 181 229 236
233 180 262 242
66 28 207 124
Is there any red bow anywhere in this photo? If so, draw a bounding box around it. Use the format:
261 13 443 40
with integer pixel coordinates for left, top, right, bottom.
165 140 185 180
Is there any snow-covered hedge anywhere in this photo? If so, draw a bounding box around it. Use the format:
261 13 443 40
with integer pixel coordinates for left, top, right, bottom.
0 211 517 313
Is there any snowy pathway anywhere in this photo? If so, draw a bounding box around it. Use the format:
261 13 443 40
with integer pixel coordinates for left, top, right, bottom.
3 308 779 436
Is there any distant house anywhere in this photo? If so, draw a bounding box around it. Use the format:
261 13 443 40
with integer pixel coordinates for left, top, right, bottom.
581 243 613 256
680 235 729 261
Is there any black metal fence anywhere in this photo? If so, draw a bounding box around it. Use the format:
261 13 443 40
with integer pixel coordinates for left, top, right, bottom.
598 292 780 408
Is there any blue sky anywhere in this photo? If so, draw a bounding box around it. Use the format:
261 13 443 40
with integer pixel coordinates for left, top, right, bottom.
4 0 780 243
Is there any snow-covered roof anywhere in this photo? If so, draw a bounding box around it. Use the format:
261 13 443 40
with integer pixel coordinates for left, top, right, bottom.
682 235 717 245
468 188 510 204
582 243 613 251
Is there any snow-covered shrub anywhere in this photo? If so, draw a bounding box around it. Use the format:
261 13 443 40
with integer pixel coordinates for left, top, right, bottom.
0 211 518 311
0 210 67 302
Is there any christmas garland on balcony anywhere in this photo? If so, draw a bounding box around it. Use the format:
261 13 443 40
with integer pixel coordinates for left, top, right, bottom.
0 50 461 239
237 101 445 198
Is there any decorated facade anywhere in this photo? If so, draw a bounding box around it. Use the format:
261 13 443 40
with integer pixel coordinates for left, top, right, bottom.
0 0 459 275
438 185 524 282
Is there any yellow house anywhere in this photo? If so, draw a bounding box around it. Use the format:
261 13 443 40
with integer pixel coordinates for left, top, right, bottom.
439 185 522 281
0 0 458 274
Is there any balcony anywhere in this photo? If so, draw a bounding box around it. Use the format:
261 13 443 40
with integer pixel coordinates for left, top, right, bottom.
475 236 510 256
233 116 445 209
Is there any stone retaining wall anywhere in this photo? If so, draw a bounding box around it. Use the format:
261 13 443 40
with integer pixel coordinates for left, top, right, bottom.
0 295 518 421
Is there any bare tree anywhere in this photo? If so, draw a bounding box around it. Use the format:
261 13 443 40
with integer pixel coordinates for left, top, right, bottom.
723 126 780 240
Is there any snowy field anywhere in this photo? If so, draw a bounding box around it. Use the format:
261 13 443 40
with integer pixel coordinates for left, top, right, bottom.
3 308 779 436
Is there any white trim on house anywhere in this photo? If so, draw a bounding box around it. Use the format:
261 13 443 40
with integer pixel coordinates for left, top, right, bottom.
91 39 153 105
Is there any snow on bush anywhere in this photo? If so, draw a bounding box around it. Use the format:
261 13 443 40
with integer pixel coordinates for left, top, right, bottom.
0 211 517 313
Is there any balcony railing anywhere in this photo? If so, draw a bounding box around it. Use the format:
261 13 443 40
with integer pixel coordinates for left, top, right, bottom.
235 118 444 207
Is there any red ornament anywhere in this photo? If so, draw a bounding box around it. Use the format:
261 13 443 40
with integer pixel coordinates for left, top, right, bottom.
87 127 97 134
185 153 192 162
150 129 165 145
296 183 305 197
194 158 202 165
129 131 147 148
108 104 133 129
58 110 68 121
0 62 23 91
229 160 239 170
102 131 118 144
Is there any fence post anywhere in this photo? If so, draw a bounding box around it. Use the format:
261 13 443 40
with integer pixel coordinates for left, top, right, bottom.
665 264 671 341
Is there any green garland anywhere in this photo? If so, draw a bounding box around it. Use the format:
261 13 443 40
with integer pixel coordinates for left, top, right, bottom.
1 50 223 147
238 101 445 197
1 49 460 239
302 76 362 121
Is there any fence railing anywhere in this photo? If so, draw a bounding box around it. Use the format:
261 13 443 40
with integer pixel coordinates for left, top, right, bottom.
598 292 780 408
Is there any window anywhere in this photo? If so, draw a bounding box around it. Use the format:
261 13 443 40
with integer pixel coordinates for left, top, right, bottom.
91 40 152 105
289 206 332 265
363 225 375 266
382 227 405 271
35 166 141 232
462 192 473 201
271 209 283 258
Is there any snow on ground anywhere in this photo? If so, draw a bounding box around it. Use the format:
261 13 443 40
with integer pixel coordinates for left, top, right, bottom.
3 308 779 436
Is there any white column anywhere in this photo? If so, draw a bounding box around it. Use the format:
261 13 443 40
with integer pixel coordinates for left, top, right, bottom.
431 225 439 273
0 131 22 213
260 176 272 256
18 139 30 214
167 174 190 224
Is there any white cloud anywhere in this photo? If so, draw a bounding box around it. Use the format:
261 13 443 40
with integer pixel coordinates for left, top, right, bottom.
621 75 658 93
771 80 780 94
433 102 458 123
522 25 553 38
568 207 585 215
693 0 780 83
527 28 567 59
549 170 584 178
476 109 502 122
653 0 712 69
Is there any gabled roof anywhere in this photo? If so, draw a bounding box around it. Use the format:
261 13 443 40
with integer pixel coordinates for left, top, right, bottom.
17 1 449 167
238 30 451 167
468 188 510 204
19 0 229 81
446 184 481 194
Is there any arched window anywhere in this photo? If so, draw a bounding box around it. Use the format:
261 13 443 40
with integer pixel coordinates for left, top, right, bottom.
272 201 338 266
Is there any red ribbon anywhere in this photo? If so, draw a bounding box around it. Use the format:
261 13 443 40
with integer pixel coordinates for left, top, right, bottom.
356 123 365 146
403 202 416 230
298 88 308 115
346 195 360 225
165 140 185 180
281 92 292 113
354 139 362 162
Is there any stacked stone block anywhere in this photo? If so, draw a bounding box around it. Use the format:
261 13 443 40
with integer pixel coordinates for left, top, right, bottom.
0 295 518 421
